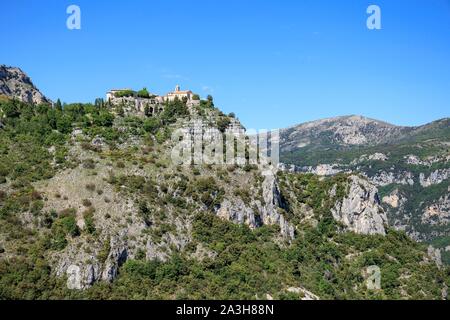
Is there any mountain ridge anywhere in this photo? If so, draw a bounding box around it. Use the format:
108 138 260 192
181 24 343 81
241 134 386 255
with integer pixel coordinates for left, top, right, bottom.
0 64 52 105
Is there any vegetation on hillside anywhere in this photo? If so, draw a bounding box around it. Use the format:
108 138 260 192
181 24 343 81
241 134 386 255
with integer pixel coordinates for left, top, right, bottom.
0 98 449 300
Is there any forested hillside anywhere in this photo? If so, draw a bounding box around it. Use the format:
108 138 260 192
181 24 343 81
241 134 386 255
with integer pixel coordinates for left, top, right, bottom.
1 98 449 300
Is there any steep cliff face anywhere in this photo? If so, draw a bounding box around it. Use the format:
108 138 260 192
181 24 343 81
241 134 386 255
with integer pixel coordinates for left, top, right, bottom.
420 169 450 188
260 170 296 239
0 65 52 104
422 192 450 226
215 169 295 239
331 176 387 235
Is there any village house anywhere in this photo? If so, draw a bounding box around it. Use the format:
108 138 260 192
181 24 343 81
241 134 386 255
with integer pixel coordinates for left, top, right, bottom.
165 85 194 102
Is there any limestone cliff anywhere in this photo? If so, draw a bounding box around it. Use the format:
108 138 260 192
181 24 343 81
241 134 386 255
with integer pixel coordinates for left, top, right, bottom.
0 65 52 104
332 176 387 235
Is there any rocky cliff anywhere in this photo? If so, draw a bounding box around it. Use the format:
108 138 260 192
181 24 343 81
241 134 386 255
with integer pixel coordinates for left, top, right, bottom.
331 175 387 235
0 65 52 104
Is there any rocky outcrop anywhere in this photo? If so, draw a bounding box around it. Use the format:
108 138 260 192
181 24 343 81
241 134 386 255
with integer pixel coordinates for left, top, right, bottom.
57 235 127 290
0 65 51 104
365 171 414 187
427 246 443 269
405 154 449 166
422 192 450 225
216 168 295 239
302 164 342 176
382 189 404 208
352 153 388 165
419 169 450 187
100 235 128 282
286 287 320 300
216 198 260 228
260 169 295 239
332 176 387 235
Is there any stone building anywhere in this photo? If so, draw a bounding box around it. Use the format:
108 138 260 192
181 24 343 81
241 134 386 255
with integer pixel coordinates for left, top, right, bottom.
165 85 194 102
106 85 200 116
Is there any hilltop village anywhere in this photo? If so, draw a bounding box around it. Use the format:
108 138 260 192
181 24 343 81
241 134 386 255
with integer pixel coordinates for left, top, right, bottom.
106 85 201 117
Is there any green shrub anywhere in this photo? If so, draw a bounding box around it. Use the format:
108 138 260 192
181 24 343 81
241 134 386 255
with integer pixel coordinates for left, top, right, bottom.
50 212 80 250
137 88 150 98
82 199 92 207
114 90 135 98
83 208 96 234
85 183 96 191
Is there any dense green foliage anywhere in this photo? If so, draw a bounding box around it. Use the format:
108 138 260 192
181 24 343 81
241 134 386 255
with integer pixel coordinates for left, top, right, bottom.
137 88 150 98
113 90 135 98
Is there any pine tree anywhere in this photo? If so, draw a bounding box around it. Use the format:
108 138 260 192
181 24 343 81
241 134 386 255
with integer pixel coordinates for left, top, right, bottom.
55 98 62 111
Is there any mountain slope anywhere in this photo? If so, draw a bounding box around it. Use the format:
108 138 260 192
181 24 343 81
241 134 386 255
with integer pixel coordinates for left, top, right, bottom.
280 115 412 153
0 67 449 300
0 65 52 105
280 115 450 252
0 97 448 300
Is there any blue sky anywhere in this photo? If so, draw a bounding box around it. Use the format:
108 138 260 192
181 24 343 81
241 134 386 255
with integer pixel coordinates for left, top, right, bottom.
1 0 449 129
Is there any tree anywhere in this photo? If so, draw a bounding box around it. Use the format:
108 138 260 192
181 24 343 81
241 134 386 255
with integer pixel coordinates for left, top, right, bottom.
115 90 135 98
55 99 63 111
217 117 231 133
137 88 150 98
206 95 214 108
56 114 72 134
143 117 161 134
94 98 104 109
161 100 189 124
0 100 21 118
93 111 114 127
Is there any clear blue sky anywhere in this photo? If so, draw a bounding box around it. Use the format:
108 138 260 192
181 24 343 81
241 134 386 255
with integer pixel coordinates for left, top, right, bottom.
1 0 449 129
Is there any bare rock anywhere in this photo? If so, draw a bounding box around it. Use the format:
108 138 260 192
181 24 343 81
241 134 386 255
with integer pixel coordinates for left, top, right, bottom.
286 287 320 300
382 189 404 208
332 175 387 235
427 245 443 269
420 169 450 187
215 168 295 240
0 65 52 104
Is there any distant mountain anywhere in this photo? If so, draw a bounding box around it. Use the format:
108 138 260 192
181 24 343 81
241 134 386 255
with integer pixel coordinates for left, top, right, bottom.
280 115 449 165
0 65 52 105
280 115 450 255
280 115 410 152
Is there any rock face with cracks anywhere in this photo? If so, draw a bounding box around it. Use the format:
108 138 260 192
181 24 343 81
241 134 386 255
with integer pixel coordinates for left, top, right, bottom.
332 175 388 235
0 65 52 104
